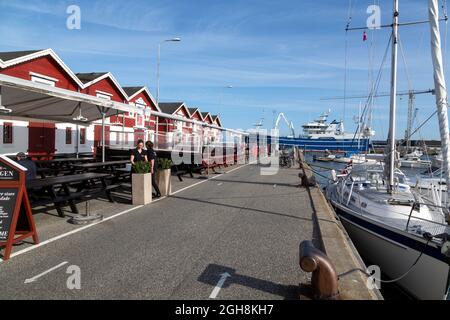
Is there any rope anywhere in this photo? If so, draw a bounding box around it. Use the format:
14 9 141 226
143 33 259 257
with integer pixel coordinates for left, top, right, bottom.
339 240 431 284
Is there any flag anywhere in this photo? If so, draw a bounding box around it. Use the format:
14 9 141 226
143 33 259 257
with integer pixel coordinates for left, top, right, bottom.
363 31 367 42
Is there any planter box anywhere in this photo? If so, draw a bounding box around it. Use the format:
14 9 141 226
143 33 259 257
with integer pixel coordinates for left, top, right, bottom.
157 169 172 196
132 173 152 205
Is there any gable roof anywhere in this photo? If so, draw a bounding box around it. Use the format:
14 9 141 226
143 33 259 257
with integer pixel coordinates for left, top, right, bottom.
123 86 160 112
0 48 85 88
0 50 43 62
188 107 203 119
212 115 222 126
159 102 187 115
123 86 144 97
76 72 109 84
76 72 128 100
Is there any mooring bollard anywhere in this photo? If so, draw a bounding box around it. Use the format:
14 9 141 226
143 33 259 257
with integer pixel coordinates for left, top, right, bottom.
299 240 340 300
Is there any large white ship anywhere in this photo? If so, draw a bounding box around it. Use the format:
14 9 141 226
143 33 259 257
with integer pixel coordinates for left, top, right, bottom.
279 110 374 153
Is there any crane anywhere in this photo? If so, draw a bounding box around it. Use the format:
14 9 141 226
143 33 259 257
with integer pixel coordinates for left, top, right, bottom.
322 89 435 150
274 113 295 138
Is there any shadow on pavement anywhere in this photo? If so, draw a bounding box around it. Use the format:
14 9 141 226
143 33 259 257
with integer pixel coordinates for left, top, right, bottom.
198 264 299 300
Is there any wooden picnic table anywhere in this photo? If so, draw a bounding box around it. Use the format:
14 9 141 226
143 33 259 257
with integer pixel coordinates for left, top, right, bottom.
71 160 130 172
27 173 117 218
34 158 96 176
35 157 95 165
108 155 130 160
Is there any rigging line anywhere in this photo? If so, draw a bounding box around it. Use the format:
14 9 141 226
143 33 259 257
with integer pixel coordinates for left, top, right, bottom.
397 110 438 147
343 0 355 127
443 0 448 71
351 34 392 142
344 31 349 125
398 33 413 91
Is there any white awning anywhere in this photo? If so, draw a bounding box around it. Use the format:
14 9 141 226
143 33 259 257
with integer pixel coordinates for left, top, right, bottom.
0 74 138 123
0 73 248 136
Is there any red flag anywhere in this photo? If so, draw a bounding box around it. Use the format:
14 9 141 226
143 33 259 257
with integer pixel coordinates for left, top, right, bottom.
363 31 367 42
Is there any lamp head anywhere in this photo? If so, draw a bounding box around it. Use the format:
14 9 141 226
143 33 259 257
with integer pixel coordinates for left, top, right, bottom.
0 105 12 114
166 37 181 42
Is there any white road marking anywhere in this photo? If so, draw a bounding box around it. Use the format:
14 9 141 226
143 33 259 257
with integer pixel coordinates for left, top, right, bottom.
217 183 223 186
0 163 253 263
209 272 231 299
24 261 68 284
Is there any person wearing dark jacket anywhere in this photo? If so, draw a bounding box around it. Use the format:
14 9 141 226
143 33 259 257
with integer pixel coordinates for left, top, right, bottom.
15 152 37 181
130 139 148 169
146 141 161 198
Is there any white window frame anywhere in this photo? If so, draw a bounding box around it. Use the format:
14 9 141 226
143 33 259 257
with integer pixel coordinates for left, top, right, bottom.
30 72 58 87
96 90 113 100
135 102 147 123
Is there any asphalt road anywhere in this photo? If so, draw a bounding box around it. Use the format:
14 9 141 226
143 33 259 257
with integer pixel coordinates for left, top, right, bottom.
0 164 316 300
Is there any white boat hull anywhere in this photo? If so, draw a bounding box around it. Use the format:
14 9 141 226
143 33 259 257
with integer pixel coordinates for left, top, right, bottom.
400 160 432 168
332 201 450 300
432 157 443 170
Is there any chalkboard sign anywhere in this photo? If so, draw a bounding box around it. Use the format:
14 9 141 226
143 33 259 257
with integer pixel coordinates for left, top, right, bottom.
0 162 19 181
0 155 38 260
0 188 18 241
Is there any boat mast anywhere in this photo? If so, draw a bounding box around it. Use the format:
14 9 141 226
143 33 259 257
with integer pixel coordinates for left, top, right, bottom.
428 0 450 200
387 0 399 194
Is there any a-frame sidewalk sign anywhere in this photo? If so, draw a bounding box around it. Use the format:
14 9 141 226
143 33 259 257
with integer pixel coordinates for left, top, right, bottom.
0 155 39 260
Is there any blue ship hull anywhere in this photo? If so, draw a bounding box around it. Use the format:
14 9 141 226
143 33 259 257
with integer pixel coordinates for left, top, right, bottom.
276 136 371 153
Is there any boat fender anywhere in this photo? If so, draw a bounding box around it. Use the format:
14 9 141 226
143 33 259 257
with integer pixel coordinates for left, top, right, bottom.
423 232 434 242
330 170 337 182
442 241 450 257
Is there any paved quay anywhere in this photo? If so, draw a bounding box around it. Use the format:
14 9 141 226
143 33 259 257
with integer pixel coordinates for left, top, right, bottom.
0 163 379 300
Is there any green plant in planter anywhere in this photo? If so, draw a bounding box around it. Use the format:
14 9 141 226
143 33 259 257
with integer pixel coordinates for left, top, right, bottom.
132 161 151 174
157 158 173 170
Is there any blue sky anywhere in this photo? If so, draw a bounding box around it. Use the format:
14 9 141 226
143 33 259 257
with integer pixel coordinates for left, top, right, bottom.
0 0 448 139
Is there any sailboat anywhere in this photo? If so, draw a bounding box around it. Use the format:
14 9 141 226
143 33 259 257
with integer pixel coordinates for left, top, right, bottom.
432 150 444 169
400 148 432 168
326 0 450 300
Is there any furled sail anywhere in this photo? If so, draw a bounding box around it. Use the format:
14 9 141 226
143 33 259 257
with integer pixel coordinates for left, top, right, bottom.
428 0 450 199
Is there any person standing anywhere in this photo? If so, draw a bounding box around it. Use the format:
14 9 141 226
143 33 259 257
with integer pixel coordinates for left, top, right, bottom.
146 141 161 198
130 139 148 169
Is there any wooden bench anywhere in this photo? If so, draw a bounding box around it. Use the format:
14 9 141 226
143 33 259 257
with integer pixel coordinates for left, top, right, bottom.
172 165 189 182
27 173 118 217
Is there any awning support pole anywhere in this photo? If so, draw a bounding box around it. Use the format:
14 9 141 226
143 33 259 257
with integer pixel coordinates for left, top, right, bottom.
102 108 106 162
97 106 107 162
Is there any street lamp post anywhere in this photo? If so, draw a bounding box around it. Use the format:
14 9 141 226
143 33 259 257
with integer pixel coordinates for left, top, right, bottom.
219 85 233 118
156 38 181 147
156 37 181 105
219 85 233 143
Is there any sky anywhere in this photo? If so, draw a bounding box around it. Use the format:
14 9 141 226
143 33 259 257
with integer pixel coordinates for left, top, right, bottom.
0 0 448 139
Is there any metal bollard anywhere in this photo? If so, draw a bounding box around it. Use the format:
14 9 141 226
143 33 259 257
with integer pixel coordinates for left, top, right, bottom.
299 240 340 300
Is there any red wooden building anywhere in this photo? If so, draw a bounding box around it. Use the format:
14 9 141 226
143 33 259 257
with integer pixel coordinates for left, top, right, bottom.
0 48 228 157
